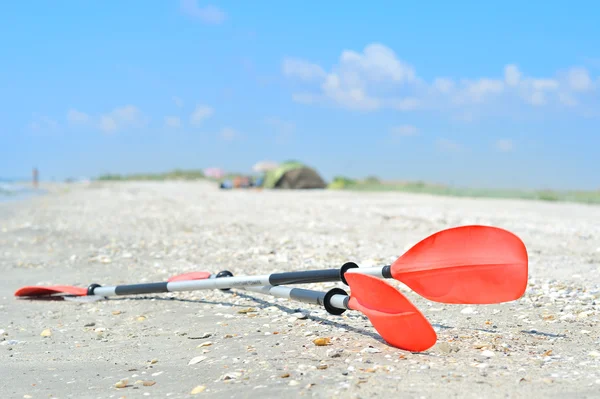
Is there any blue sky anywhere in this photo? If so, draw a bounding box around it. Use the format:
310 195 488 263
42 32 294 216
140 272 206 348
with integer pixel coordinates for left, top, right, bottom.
1 1 599 190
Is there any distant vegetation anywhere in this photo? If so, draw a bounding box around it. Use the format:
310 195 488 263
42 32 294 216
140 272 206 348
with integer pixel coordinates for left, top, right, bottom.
94 169 600 206
97 169 206 181
96 169 252 183
328 175 600 205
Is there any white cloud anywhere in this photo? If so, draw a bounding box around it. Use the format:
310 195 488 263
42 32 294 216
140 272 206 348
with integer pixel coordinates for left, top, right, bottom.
180 0 226 24
461 78 504 103
98 105 146 134
60 106 146 134
566 67 593 92
165 116 182 128
390 125 418 137
284 43 417 111
99 116 117 133
282 42 600 117
282 59 326 81
219 127 239 141
530 79 559 91
436 138 463 152
190 104 214 127
495 139 514 152
67 108 89 125
434 78 455 93
392 97 421 111
321 73 381 111
173 96 184 108
504 64 521 87
337 43 416 83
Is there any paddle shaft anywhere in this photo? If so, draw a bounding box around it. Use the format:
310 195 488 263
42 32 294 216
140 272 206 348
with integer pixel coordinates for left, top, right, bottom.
89 276 351 316
241 285 350 315
90 264 392 297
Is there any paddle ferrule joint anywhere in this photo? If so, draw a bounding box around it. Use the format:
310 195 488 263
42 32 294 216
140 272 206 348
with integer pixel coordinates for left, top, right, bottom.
323 288 348 316
87 284 102 296
381 265 392 279
216 270 234 291
340 262 359 285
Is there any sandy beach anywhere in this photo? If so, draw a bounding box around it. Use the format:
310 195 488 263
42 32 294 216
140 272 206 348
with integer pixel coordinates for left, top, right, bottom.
1 180 599 398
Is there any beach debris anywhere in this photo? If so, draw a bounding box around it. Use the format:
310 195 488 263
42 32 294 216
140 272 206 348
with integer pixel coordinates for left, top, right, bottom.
1 339 20 346
436 342 453 353
293 312 308 319
115 379 128 388
361 347 381 354
221 372 242 380
312 337 331 346
188 333 212 340
188 356 207 365
461 307 476 315
40 329 52 337
327 348 343 358
191 385 206 394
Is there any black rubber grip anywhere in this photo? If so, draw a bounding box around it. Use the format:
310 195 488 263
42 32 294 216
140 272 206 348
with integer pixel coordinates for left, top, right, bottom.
269 269 341 285
114 282 169 295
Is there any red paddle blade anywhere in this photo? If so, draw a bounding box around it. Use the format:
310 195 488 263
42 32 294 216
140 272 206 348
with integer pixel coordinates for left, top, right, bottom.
167 272 211 282
14 285 88 297
346 273 437 352
392 225 528 304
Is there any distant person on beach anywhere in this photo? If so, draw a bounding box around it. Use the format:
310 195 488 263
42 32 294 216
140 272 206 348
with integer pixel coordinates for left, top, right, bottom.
32 168 38 189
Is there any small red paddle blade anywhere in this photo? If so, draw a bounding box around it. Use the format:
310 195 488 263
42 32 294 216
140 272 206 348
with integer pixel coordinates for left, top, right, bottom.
392 225 528 304
346 273 437 352
15 285 88 297
167 272 211 282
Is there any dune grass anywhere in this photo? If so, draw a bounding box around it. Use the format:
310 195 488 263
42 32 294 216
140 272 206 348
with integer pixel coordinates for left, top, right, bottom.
97 169 207 181
94 170 600 205
328 176 600 205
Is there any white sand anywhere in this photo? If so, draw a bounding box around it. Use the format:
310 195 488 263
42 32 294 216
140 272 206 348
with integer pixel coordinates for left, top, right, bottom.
1 181 599 398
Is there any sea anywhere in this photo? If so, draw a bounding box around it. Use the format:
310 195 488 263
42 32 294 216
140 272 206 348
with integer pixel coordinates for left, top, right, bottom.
0 179 45 203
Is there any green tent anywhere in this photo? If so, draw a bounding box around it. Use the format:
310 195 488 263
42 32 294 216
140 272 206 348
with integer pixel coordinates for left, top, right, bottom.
261 161 327 189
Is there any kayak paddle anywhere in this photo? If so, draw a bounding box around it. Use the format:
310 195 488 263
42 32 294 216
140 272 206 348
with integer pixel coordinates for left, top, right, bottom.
14 225 528 304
